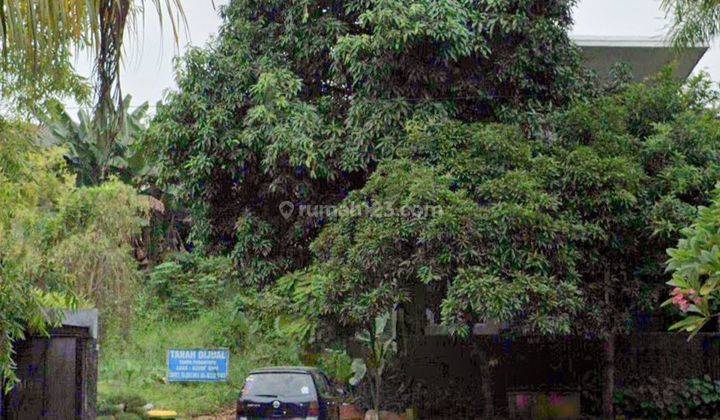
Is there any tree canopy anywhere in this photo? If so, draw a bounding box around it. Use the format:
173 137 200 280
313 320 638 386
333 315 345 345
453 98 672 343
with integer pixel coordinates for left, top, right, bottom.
149 0 589 286
270 72 720 342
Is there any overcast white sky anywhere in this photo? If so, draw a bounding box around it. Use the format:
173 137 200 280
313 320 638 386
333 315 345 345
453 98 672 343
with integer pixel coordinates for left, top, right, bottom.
67 0 720 110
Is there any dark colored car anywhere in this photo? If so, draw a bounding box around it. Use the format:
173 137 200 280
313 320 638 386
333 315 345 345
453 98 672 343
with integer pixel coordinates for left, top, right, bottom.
236 366 343 420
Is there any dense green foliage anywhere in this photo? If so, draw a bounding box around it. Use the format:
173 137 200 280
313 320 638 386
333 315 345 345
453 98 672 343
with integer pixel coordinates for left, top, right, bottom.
664 189 720 335
0 122 66 388
273 156 581 338
0 120 148 387
41 97 153 186
615 376 720 418
272 73 720 341
5 0 720 415
149 253 234 319
149 0 588 285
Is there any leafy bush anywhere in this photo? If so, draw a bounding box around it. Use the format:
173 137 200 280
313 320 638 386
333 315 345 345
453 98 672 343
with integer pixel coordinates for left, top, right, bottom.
51 181 149 329
40 97 152 186
203 298 254 351
101 392 147 413
665 189 720 335
614 376 720 418
148 253 234 319
0 120 147 387
315 349 354 386
352 312 398 413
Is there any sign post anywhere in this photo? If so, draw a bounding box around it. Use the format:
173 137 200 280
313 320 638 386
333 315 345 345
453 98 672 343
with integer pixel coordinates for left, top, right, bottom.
167 349 229 382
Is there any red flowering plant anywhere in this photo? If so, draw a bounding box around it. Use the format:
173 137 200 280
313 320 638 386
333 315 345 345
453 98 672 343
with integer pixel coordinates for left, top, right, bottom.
669 287 702 313
664 285 710 329
663 190 720 338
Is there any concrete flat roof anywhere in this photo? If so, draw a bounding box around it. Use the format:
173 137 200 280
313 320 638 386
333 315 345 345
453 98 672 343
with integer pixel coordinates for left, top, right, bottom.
571 35 708 82
62 309 99 339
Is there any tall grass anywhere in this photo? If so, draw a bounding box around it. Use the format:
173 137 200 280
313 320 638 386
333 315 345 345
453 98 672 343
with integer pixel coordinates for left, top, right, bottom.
99 306 303 417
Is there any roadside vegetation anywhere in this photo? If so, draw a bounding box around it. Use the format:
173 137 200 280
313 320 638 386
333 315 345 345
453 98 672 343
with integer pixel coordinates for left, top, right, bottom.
98 306 297 417
96 253 355 417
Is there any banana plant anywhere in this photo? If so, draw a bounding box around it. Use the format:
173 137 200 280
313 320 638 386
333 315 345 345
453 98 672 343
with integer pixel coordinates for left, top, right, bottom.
40 96 152 186
350 311 398 417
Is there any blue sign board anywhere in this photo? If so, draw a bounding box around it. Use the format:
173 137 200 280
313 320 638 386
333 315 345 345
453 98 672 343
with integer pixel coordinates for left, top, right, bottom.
167 349 229 382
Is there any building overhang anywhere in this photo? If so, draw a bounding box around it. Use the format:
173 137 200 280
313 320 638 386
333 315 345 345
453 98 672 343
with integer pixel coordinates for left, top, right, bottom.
571 35 708 82
62 309 99 339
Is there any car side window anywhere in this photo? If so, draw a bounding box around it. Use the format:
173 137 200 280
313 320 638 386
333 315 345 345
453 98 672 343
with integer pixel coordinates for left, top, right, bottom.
321 373 335 395
312 372 330 396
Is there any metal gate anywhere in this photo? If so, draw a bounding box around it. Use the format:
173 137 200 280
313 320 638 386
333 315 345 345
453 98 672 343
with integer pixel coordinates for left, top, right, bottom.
2 311 98 420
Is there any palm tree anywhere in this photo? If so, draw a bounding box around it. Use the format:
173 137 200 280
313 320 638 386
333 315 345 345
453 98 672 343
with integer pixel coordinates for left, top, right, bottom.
0 0 185 155
662 0 720 47
92 1 186 147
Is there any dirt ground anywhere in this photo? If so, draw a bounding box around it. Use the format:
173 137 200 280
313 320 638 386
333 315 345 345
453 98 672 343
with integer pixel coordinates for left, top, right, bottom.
192 409 235 419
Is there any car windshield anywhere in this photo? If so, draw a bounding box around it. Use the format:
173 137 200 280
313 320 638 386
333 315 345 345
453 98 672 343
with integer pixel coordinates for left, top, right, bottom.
243 373 316 398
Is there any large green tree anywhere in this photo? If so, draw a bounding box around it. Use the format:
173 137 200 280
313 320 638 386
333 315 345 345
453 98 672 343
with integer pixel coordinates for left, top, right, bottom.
271 72 720 416
149 0 588 284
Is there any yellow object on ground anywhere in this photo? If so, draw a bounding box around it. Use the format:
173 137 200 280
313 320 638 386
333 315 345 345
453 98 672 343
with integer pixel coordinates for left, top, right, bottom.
147 409 178 419
405 407 419 420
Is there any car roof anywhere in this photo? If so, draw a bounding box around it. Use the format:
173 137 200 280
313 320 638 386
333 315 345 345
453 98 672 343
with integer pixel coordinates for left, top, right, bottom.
249 366 322 375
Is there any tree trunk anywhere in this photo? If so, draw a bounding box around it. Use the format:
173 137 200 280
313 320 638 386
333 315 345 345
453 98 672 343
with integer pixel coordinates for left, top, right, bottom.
95 0 131 180
602 332 615 419
374 370 381 414
476 346 494 418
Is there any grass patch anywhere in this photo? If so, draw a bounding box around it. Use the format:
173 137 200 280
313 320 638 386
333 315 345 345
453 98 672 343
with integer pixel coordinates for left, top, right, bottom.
98 307 302 417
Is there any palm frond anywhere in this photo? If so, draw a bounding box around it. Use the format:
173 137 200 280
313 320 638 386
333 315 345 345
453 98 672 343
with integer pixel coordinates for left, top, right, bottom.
0 0 185 117
662 0 720 48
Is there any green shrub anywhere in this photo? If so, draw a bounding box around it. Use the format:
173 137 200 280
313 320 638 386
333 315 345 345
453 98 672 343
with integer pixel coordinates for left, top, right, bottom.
199 298 252 351
664 187 720 335
0 120 148 388
97 400 123 416
148 253 233 319
98 392 149 418
615 376 720 418
103 392 147 410
311 348 354 385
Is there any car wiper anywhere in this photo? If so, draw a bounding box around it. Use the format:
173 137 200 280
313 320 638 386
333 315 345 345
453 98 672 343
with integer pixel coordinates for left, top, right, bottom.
253 394 278 398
